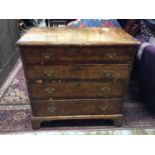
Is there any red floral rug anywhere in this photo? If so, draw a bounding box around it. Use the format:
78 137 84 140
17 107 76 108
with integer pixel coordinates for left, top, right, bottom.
0 59 155 133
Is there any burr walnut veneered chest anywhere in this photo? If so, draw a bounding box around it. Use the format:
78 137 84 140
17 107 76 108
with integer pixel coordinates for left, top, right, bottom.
17 27 139 129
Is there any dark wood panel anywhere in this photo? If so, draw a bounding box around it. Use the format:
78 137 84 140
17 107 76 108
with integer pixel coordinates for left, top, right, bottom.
0 20 20 87
32 98 123 116
29 81 125 99
20 46 136 64
25 64 130 81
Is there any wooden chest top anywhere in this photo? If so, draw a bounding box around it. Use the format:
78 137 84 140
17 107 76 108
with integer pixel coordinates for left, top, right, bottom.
17 27 140 46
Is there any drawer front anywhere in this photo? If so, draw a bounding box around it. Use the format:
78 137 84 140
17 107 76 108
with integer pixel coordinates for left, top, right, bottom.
32 99 123 116
29 81 124 100
25 64 130 81
20 46 135 64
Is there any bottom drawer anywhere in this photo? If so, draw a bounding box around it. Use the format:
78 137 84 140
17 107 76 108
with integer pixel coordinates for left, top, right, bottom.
32 99 123 117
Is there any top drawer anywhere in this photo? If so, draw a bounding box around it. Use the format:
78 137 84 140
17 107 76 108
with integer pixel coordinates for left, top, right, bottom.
20 46 136 64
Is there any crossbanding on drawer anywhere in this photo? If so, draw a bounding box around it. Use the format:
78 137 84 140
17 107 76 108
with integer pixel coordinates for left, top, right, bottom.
32 98 123 116
29 81 125 100
25 64 130 81
21 46 135 64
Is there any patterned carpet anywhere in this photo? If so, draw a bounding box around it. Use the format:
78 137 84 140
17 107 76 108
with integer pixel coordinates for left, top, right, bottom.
0 59 155 133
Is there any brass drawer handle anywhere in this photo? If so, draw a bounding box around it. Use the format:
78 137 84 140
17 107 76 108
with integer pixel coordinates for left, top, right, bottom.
48 106 56 113
103 71 113 78
99 105 108 111
106 52 117 58
41 53 52 59
44 70 54 77
45 88 55 93
35 80 43 83
100 87 111 92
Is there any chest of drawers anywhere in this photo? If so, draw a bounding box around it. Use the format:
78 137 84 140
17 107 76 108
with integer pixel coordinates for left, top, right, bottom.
17 27 139 129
